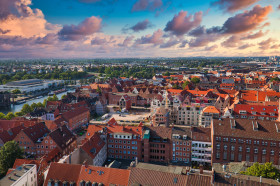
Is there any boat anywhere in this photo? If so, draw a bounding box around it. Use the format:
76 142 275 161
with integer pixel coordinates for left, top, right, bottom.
53 88 67 94
15 100 26 105
36 96 43 99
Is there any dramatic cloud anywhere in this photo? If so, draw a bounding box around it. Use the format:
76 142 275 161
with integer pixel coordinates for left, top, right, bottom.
160 37 180 48
205 45 218 51
221 36 240 48
242 30 267 40
132 0 163 12
0 28 10 34
118 36 134 47
135 29 163 45
238 44 253 49
221 5 272 34
130 19 153 32
91 37 108 45
58 16 102 41
212 0 260 12
35 33 58 45
258 38 276 50
164 11 203 36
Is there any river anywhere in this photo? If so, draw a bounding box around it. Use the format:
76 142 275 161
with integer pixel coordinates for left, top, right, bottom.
0 90 75 114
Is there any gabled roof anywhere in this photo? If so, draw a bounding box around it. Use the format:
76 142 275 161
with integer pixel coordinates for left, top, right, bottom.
80 133 105 159
48 125 76 150
108 118 118 126
77 165 130 186
128 167 187 186
0 125 25 144
202 106 220 114
21 123 49 143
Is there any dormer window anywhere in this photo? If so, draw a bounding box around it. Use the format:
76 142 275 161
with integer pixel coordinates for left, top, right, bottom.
263 108 266 111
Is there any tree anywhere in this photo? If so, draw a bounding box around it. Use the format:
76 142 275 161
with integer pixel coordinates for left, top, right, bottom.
96 86 101 94
11 89 21 94
163 71 170 76
5 112 15 120
21 103 32 114
15 112 24 117
240 162 280 180
0 141 24 177
52 94 58 101
43 99 47 107
61 95 67 100
191 77 200 84
36 102 44 108
30 102 38 111
182 81 190 89
0 113 5 119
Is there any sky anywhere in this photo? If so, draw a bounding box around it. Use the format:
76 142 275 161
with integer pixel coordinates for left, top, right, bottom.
0 0 279 58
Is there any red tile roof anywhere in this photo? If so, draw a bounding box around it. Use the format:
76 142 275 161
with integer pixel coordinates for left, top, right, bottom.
80 133 105 159
21 122 49 143
0 125 25 144
233 104 278 118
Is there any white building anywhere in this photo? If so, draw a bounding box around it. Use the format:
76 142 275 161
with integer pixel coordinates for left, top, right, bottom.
0 164 37 186
0 79 64 93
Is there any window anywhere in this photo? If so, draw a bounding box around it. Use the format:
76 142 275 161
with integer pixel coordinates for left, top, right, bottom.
246 147 250 153
216 152 220 159
262 149 266 155
216 144 220 150
238 146 242 152
271 150 275 155
224 145 227 150
254 148 258 153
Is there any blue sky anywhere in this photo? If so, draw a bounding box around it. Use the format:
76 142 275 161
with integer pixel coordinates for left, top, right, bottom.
0 0 279 58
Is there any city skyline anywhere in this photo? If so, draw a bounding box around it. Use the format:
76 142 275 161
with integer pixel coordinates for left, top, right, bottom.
0 0 280 58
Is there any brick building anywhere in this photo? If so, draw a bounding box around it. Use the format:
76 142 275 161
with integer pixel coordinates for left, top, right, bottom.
212 118 280 165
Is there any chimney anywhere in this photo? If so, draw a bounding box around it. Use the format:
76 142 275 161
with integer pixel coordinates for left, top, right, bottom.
83 160 88 168
199 164 204 174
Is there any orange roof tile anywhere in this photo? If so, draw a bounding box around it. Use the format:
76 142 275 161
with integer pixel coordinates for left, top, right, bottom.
202 106 220 114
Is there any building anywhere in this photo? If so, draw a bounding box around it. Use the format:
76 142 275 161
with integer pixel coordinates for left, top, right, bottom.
79 133 107 166
199 106 220 127
212 118 280 165
44 162 130 186
0 92 11 108
232 104 278 121
176 103 204 126
54 106 90 131
0 79 64 93
191 127 212 165
143 126 172 163
171 127 192 163
152 107 170 127
14 123 50 157
0 164 37 186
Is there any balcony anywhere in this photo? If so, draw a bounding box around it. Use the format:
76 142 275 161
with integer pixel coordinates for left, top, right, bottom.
192 146 212 151
191 157 211 163
192 151 212 157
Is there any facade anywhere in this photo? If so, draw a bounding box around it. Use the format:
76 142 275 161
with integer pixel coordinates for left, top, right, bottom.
0 92 11 108
176 103 204 126
0 164 37 186
199 106 220 127
191 127 212 165
171 127 192 163
152 107 170 127
212 118 280 165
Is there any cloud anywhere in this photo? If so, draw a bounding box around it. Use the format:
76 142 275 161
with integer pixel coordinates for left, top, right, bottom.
238 44 254 49
132 0 163 12
164 11 203 36
35 33 58 45
221 5 272 34
135 29 163 45
271 44 280 49
258 38 276 50
160 37 180 48
205 45 218 51
129 19 153 32
91 37 108 45
188 33 222 48
179 40 188 48
58 16 102 41
118 36 134 47
221 35 242 48
242 30 267 40
0 28 10 34
212 0 260 12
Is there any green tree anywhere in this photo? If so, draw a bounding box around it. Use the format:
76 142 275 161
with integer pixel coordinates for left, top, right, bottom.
5 112 15 120
0 141 24 177
182 81 190 89
163 71 170 76
191 77 200 84
96 86 101 94
11 89 21 94
240 162 280 180
15 112 24 117
30 102 38 111
0 113 5 119
36 102 44 108
61 95 67 100
43 99 47 107
21 103 32 114
52 94 58 101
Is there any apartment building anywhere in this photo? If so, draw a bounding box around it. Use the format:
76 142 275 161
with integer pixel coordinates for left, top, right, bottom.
212 118 280 165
